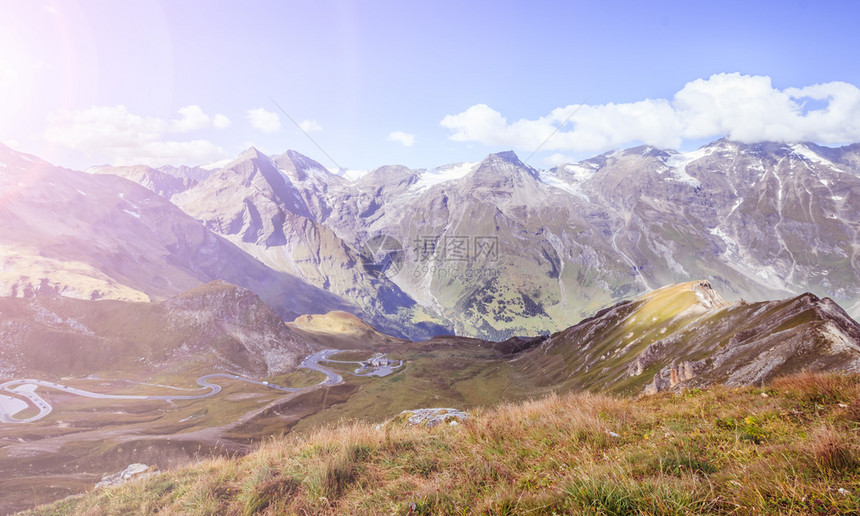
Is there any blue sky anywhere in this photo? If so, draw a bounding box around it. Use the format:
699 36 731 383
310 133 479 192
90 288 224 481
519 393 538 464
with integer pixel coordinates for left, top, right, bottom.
2 0 860 171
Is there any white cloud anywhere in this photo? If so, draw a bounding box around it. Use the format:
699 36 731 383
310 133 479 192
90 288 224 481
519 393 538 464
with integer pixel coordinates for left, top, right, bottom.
543 153 577 167
112 140 226 167
213 113 231 129
46 105 166 150
298 119 322 133
172 105 209 133
441 73 860 153
169 105 231 133
246 108 281 133
45 105 230 166
388 130 416 147
170 105 231 133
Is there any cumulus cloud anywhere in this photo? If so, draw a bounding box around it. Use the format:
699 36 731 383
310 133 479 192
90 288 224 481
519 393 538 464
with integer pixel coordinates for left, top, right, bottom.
213 113 231 129
45 105 230 166
298 119 322 133
441 73 860 153
388 130 416 147
246 108 281 133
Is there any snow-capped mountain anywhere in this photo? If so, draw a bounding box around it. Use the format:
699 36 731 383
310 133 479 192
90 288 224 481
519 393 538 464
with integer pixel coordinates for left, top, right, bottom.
316 139 860 339
19 138 860 340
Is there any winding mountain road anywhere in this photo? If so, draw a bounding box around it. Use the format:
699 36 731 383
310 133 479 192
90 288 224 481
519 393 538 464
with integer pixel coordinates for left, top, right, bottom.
0 349 350 424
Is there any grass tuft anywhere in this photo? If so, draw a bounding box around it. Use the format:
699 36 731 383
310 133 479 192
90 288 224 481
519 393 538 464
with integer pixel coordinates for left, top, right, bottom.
809 424 857 471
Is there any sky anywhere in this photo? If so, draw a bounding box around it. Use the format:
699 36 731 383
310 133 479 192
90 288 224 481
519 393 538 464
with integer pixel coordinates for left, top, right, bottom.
2 0 860 171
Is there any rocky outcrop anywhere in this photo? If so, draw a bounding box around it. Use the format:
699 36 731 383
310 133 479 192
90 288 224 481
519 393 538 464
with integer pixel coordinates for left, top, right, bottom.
384 408 470 428
95 463 154 489
643 360 706 394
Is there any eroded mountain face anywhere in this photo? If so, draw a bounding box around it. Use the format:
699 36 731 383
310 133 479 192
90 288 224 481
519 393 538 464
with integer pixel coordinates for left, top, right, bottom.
17 138 860 340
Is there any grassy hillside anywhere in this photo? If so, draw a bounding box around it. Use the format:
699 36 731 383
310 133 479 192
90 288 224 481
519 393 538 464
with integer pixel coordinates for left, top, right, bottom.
24 372 860 515
509 281 860 396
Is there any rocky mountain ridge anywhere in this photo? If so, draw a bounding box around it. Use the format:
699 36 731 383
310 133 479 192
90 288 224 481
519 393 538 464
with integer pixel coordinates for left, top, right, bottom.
508 281 860 395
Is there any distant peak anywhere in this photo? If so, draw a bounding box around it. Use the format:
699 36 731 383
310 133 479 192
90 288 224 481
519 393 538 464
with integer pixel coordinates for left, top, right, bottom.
487 150 523 165
274 150 333 178
473 150 541 181
285 149 315 161
623 145 673 160
238 146 268 160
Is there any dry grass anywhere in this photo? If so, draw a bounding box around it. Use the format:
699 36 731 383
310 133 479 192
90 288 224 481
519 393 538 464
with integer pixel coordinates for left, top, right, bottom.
21 372 860 515
809 424 857 471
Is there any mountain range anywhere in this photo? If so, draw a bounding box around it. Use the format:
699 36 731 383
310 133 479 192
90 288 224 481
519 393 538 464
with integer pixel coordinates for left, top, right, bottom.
71 138 860 340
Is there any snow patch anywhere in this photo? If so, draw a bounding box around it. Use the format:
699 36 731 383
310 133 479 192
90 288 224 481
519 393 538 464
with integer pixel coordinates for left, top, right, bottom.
790 144 843 171
538 171 588 199
709 226 738 254
563 163 596 181
409 162 477 193
664 148 712 187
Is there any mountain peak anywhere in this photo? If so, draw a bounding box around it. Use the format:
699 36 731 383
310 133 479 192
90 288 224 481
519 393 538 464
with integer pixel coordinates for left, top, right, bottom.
273 150 338 183
620 145 673 160
488 150 523 164
636 280 729 315
237 146 268 160
467 150 540 185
